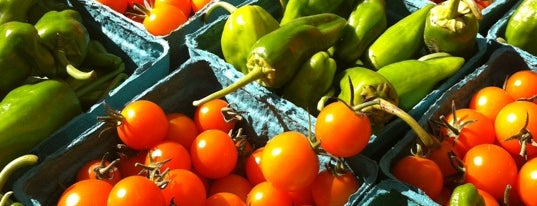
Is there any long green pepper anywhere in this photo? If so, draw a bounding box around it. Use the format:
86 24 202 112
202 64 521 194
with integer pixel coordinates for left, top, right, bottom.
193 13 347 106
279 0 354 25
505 0 537 56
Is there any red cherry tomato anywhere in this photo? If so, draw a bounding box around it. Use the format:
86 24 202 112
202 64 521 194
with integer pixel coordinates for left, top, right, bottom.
107 175 166 206
143 3 187 36
463 144 518 201
190 129 238 179
392 155 444 199
95 0 128 13
194 99 238 133
315 101 372 157
162 169 207 206
208 174 253 202
261 131 319 192
504 70 537 103
246 181 294 206
115 100 169 150
468 86 515 121
517 157 537 205
165 113 199 150
76 158 122 185
311 169 360 206
154 0 192 17
58 179 113 206
206 192 246 206
118 150 147 177
494 101 537 158
146 141 191 172
244 147 266 186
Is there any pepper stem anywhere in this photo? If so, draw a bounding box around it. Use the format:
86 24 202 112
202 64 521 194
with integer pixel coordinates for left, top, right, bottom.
0 154 38 192
203 1 238 23
444 0 460 19
192 63 270 106
352 98 441 149
56 50 95 80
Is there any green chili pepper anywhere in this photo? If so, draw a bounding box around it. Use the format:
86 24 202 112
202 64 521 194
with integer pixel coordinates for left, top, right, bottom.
282 51 337 115
0 21 56 96
365 4 434 70
376 52 465 111
0 80 82 169
206 1 279 74
332 0 387 66
505 0 537 56
0 154 38 206
424 0 482 59
0 0 37 25
193 13 347 106
280 0 354 25
34 9 93 79
449 183 485 206
337 66 399 125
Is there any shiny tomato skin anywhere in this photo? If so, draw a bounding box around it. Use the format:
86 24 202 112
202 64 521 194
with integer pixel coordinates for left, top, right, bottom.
146 141 191 172
154 0 191 17
517 157 537 205
315 101 371 157
165 113 199 150
117 100 169 150
162 169 207 206
494 101 537 158
246 181 294 206
57 179 113 206
143 4 187 36
206 192 246 206
469 86 515 121
504 70 537 103
311 169 360 206
244 147 266 186
95 0 128 13
107 175 166 206
190 129 238 179
194 99 237 133
392 155 444 199
208 174 253 202
261 131 319 192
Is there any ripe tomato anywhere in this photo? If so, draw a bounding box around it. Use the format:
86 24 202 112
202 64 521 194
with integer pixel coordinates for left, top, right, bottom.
190 129 238 179
194 99 238 133
162 169 207 206
315 101 371 158
311 169 360 206
494 101 537 158
143 3 187 36
76 158 122 185
517 157 537 205
208 174 253 201
118 150 147 177
392 155 444 199
146 141 191 172
154 0 191 17
244 147 266 186
246 181 294 206
288 185 314 206
107 176 166 206
426 140 461 182
57 179 113 206
468 86 515 121
463 144 518 201
261 131 319 192
115 100 169 150
439 108 496 156
504 70 537 103
191 0 210 13
206 192 246 206
478 189 500 206
165 113 199 150
95 0 128 13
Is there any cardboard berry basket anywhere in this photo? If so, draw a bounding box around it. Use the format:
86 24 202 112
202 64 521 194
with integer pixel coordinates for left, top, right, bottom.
185 0 488 160
13 54 379 205
375 43 537 205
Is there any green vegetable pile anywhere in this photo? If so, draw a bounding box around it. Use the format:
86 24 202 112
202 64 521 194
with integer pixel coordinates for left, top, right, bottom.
0 0 127 169
194 0 482 126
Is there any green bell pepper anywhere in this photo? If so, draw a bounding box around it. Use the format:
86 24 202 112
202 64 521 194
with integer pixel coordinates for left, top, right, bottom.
0 79 82 169
337 66 399 125
0 21 56 96
332 0 387 66
206 1 279 74
449 183 485 206
424 0 482 59
0 0 37 25
365 4 434 70
34 9 92 78
282 51 337 115
193 13 347 106
377 52 465 111
280 0 354 25
505 0 537 56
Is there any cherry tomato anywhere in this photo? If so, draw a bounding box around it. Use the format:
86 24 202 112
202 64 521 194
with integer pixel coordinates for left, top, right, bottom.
311 169 360 206
246 181 294 206
107 175 166 206
315 101 371 157
392 155 444 199
517 157 537 205
208 174 253 201
463 144 518 201
95 0 128 13
190 129 238 179
494 101 537 158
261 131 319 192
439 108 496 156
154 0 191 17
146 141 191 172
143 3 187 36
116 100 169 150
426 140 461 183
76 158 122 185
165 113 199 150
478 189 500 206
288 185 314 206
194 99 237 133
206 192 246 206
244 147 266 186
118 150 147 177
504 70 537 103
57 179 113 206
162 169 207 206
191 0 210 13
468 86 515 121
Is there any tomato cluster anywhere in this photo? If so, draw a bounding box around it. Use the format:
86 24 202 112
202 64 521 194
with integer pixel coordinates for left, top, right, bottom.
391 69 537 205
58 98 369 205
94 0 211 36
